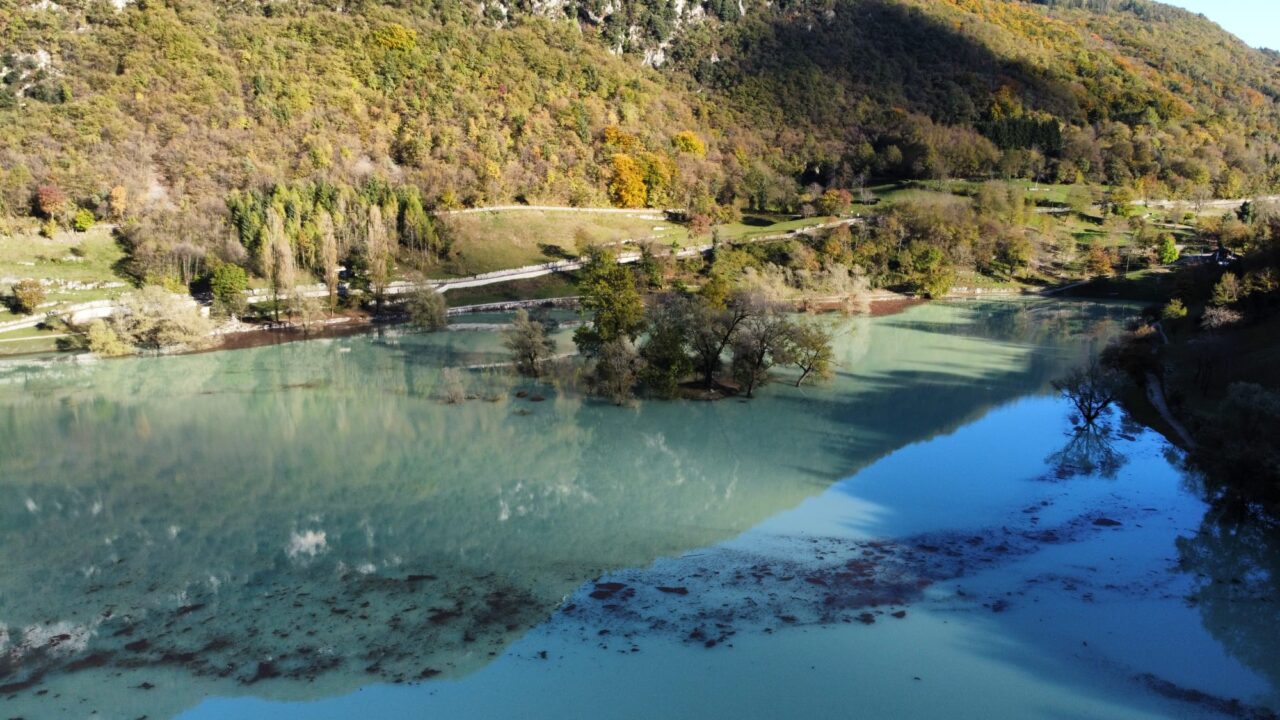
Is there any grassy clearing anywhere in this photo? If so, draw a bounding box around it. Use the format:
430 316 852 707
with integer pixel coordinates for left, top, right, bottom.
443 273 580 307
433 209 681 278
0 325 71 356
871 183 967 207
430 209 834 279
873 179 1098 207
0 225 132 328
714 215 832 242
0 225 127 287
951 269 1031 290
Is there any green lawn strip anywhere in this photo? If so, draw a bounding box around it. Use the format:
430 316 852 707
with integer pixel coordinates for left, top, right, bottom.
443 273 580 308
431 209 681 278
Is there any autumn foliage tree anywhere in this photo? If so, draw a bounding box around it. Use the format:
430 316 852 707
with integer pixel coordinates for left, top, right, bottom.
609 154 648 208
34 184 65 219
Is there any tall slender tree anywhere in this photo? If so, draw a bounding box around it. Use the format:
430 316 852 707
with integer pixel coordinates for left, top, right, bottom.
366 205 393 312
318 210 339 311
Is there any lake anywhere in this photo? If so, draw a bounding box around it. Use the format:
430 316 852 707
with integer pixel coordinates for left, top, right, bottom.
1 299 1276 719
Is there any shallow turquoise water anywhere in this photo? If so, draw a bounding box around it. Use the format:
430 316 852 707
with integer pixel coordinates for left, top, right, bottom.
1 299 1274 719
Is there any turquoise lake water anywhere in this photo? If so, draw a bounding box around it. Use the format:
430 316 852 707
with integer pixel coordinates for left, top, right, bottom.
1 299 1275 719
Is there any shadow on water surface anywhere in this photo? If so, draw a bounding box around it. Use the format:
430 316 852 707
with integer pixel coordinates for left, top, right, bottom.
1178 510 1280 712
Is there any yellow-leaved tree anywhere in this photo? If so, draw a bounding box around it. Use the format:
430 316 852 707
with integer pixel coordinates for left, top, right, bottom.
609 154 648 208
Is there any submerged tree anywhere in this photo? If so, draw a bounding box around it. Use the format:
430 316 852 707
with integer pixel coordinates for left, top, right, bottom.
1053 361 1123 426
689 291 754 388
730 302 795 398
574 248 645 355
504 309 555 377
788 321 835 386
439 367 468 404
639 294 694 398
592 338 644 405
406 287 447 331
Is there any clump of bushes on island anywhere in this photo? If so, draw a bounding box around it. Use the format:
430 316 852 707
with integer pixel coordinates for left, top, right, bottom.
500 249 839 405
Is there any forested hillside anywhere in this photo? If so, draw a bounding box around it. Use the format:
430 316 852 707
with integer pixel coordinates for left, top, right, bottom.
2 0 1279 282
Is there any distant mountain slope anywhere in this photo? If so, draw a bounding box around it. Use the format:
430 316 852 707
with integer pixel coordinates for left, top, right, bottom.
0 0 1277 231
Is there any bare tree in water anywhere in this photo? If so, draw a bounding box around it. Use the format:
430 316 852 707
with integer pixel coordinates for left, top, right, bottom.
1053 361 1123 426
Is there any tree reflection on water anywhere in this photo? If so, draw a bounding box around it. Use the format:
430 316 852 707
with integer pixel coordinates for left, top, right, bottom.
1045 422 1126 479
1177 508 1280 701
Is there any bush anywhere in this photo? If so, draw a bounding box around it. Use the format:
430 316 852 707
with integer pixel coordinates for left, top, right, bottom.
406 287 447 331
439 367 468 403
1158 235 1180 265
114 286 212 350
1201 305 1243 330
1211 272 1240 307
592 338 643 405
10 279 46 314
1086 244 1113 277
671 131 706 157
503 309 555 376
86 319 132 357
34 184 65 218
39 219 58 238
1161 298 1188 321
72 208 95 232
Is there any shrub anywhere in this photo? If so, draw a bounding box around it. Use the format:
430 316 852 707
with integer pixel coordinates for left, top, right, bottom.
671 131 707 157
1158 235 1180 265
1211 272 1240 307
1201 305 1243 330
439 367 468 403
72 208 95 232
34 184 65 218
1086 244 1113 277
108 186 128 221
1161 298 1188 321
86 319 132 357
503 309 555 377
39 219 58 238
114 286 212 349
10 279 46 314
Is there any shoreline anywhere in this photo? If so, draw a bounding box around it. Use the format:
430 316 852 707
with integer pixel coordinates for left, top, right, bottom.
206 292 930 355
0 286 1083 361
